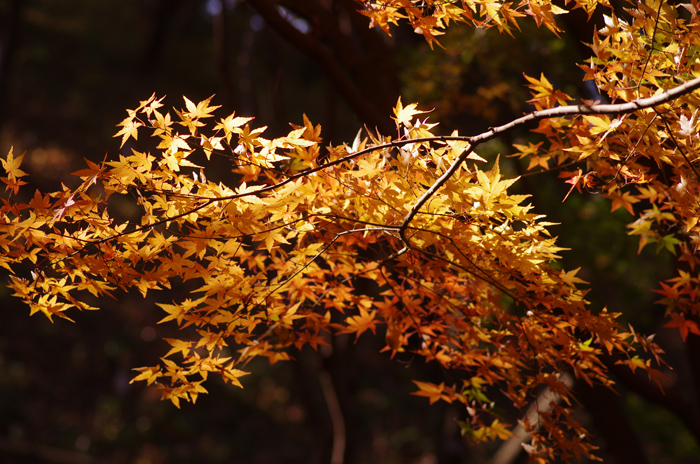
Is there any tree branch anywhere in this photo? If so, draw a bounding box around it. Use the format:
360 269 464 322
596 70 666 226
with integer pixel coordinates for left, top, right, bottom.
399 143 474 244
491 373 574 464
55 75 700 254
319 370 346 464
472 75 700 144
398 75 700 233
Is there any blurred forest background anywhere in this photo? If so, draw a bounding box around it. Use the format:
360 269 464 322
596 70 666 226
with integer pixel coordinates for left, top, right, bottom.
0 0 699 463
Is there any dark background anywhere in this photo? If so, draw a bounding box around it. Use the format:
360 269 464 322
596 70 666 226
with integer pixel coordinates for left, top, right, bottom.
0 1 699 463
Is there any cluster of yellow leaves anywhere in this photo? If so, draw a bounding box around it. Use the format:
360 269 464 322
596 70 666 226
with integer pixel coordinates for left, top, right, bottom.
1 91 657 462
511 0 700 353
359 0 606 45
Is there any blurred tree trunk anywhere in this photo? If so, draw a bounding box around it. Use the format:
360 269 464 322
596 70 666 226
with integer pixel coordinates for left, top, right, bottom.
248 0 399 134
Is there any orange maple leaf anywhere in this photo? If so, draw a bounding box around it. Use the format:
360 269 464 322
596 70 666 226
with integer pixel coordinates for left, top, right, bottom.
342 307 379 339
664 314 700 342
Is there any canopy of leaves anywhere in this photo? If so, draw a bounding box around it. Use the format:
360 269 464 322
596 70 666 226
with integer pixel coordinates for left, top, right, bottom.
2 0 700 462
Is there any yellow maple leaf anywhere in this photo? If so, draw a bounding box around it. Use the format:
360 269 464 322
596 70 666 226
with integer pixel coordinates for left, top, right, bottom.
114 110 143 147
130 366 162 386
392 97 428 128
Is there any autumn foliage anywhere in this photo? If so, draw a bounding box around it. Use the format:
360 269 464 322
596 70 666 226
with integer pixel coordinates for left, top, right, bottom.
3 0 700 461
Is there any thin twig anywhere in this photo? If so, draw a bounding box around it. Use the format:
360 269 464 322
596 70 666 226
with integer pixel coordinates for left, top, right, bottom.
658 112 700 180
637 0 665 93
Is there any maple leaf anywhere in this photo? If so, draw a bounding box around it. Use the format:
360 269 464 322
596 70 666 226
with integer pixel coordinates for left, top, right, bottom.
1 147 28 180
152 109 172 135
487 419 513 440
559 267 588 286
50 194 76 225
163 338 194 358
182 95 220 120
524 73 572 108
664 314 700 342
392 97 428 128
137 93 165 118
214 113 254 143
608 189 640 215
562 169 597 202
158 302 187 325
646 365 668 393
71 158 106 189
114 109 143 147
411 381 456 404
341 307 379 339
221 364 250 388
1 148 28 194
130 366 162 386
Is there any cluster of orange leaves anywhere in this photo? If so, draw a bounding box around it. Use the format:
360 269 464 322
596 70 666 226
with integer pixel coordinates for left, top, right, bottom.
360 0 603 47
2 0 700 462
510 0 700 343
